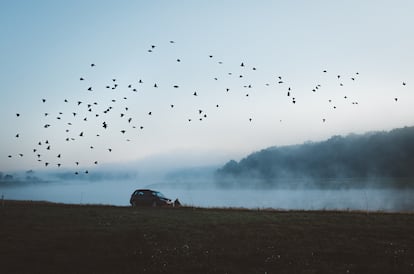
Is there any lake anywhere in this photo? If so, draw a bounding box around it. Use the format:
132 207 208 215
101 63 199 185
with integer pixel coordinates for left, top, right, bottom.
1 180 413 212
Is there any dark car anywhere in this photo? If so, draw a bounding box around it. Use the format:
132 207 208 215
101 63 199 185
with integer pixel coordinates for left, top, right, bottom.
130 189 173 207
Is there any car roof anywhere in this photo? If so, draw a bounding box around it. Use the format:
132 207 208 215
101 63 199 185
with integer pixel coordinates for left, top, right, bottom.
135 189 155 192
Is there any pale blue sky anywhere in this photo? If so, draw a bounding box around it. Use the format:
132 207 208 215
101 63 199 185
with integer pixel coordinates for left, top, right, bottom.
1 1 413 172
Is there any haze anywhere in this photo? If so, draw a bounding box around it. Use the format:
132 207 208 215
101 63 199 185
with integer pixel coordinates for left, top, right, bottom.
1 1 413 210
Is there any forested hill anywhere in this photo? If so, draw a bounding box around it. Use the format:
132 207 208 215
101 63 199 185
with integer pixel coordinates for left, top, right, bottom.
215 126 414 188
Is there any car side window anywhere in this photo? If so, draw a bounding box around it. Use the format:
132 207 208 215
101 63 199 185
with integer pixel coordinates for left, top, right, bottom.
138 191 144 196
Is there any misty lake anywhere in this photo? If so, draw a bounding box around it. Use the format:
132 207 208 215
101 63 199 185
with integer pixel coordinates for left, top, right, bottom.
1 180 413 212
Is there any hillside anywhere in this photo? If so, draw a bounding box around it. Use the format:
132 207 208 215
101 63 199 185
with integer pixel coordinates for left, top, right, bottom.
216 126 414 188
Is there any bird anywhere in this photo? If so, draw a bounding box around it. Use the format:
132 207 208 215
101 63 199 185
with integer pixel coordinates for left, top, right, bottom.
79 132 84 137
173 85 179 88
193 91 198 96
87 87 92 91
80 77 84 81
42 99 46 103
16 113 20 117
121 130 126 134
154 83 158 88
108 148 112 152
394 98 398 102
91 63 95 67
15 134 19 138
240 62 244 67
402 82 406 86
176 59 181 62
148 112 152 115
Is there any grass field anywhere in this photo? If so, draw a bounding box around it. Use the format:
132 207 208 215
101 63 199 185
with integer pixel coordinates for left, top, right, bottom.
1 200 413 274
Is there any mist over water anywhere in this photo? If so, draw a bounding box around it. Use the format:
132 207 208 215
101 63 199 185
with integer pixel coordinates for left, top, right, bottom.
1 179 413 212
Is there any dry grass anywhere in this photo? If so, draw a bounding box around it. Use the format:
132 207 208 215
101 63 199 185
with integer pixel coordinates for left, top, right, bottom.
1 200 414 273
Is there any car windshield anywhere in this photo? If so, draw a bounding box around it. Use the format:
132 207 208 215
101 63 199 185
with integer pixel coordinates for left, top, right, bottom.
153 191 166 198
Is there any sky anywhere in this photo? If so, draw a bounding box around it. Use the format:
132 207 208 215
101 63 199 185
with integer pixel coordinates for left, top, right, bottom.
1 0 413 173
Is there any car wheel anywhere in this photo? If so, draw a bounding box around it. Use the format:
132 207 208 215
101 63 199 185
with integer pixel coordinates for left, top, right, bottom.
151 200 157 207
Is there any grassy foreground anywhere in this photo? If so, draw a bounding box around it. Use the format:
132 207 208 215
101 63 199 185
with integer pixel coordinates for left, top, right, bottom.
0 200 413 274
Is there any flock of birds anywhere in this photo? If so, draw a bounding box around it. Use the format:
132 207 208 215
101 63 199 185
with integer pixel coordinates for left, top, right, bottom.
6 40 408 175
